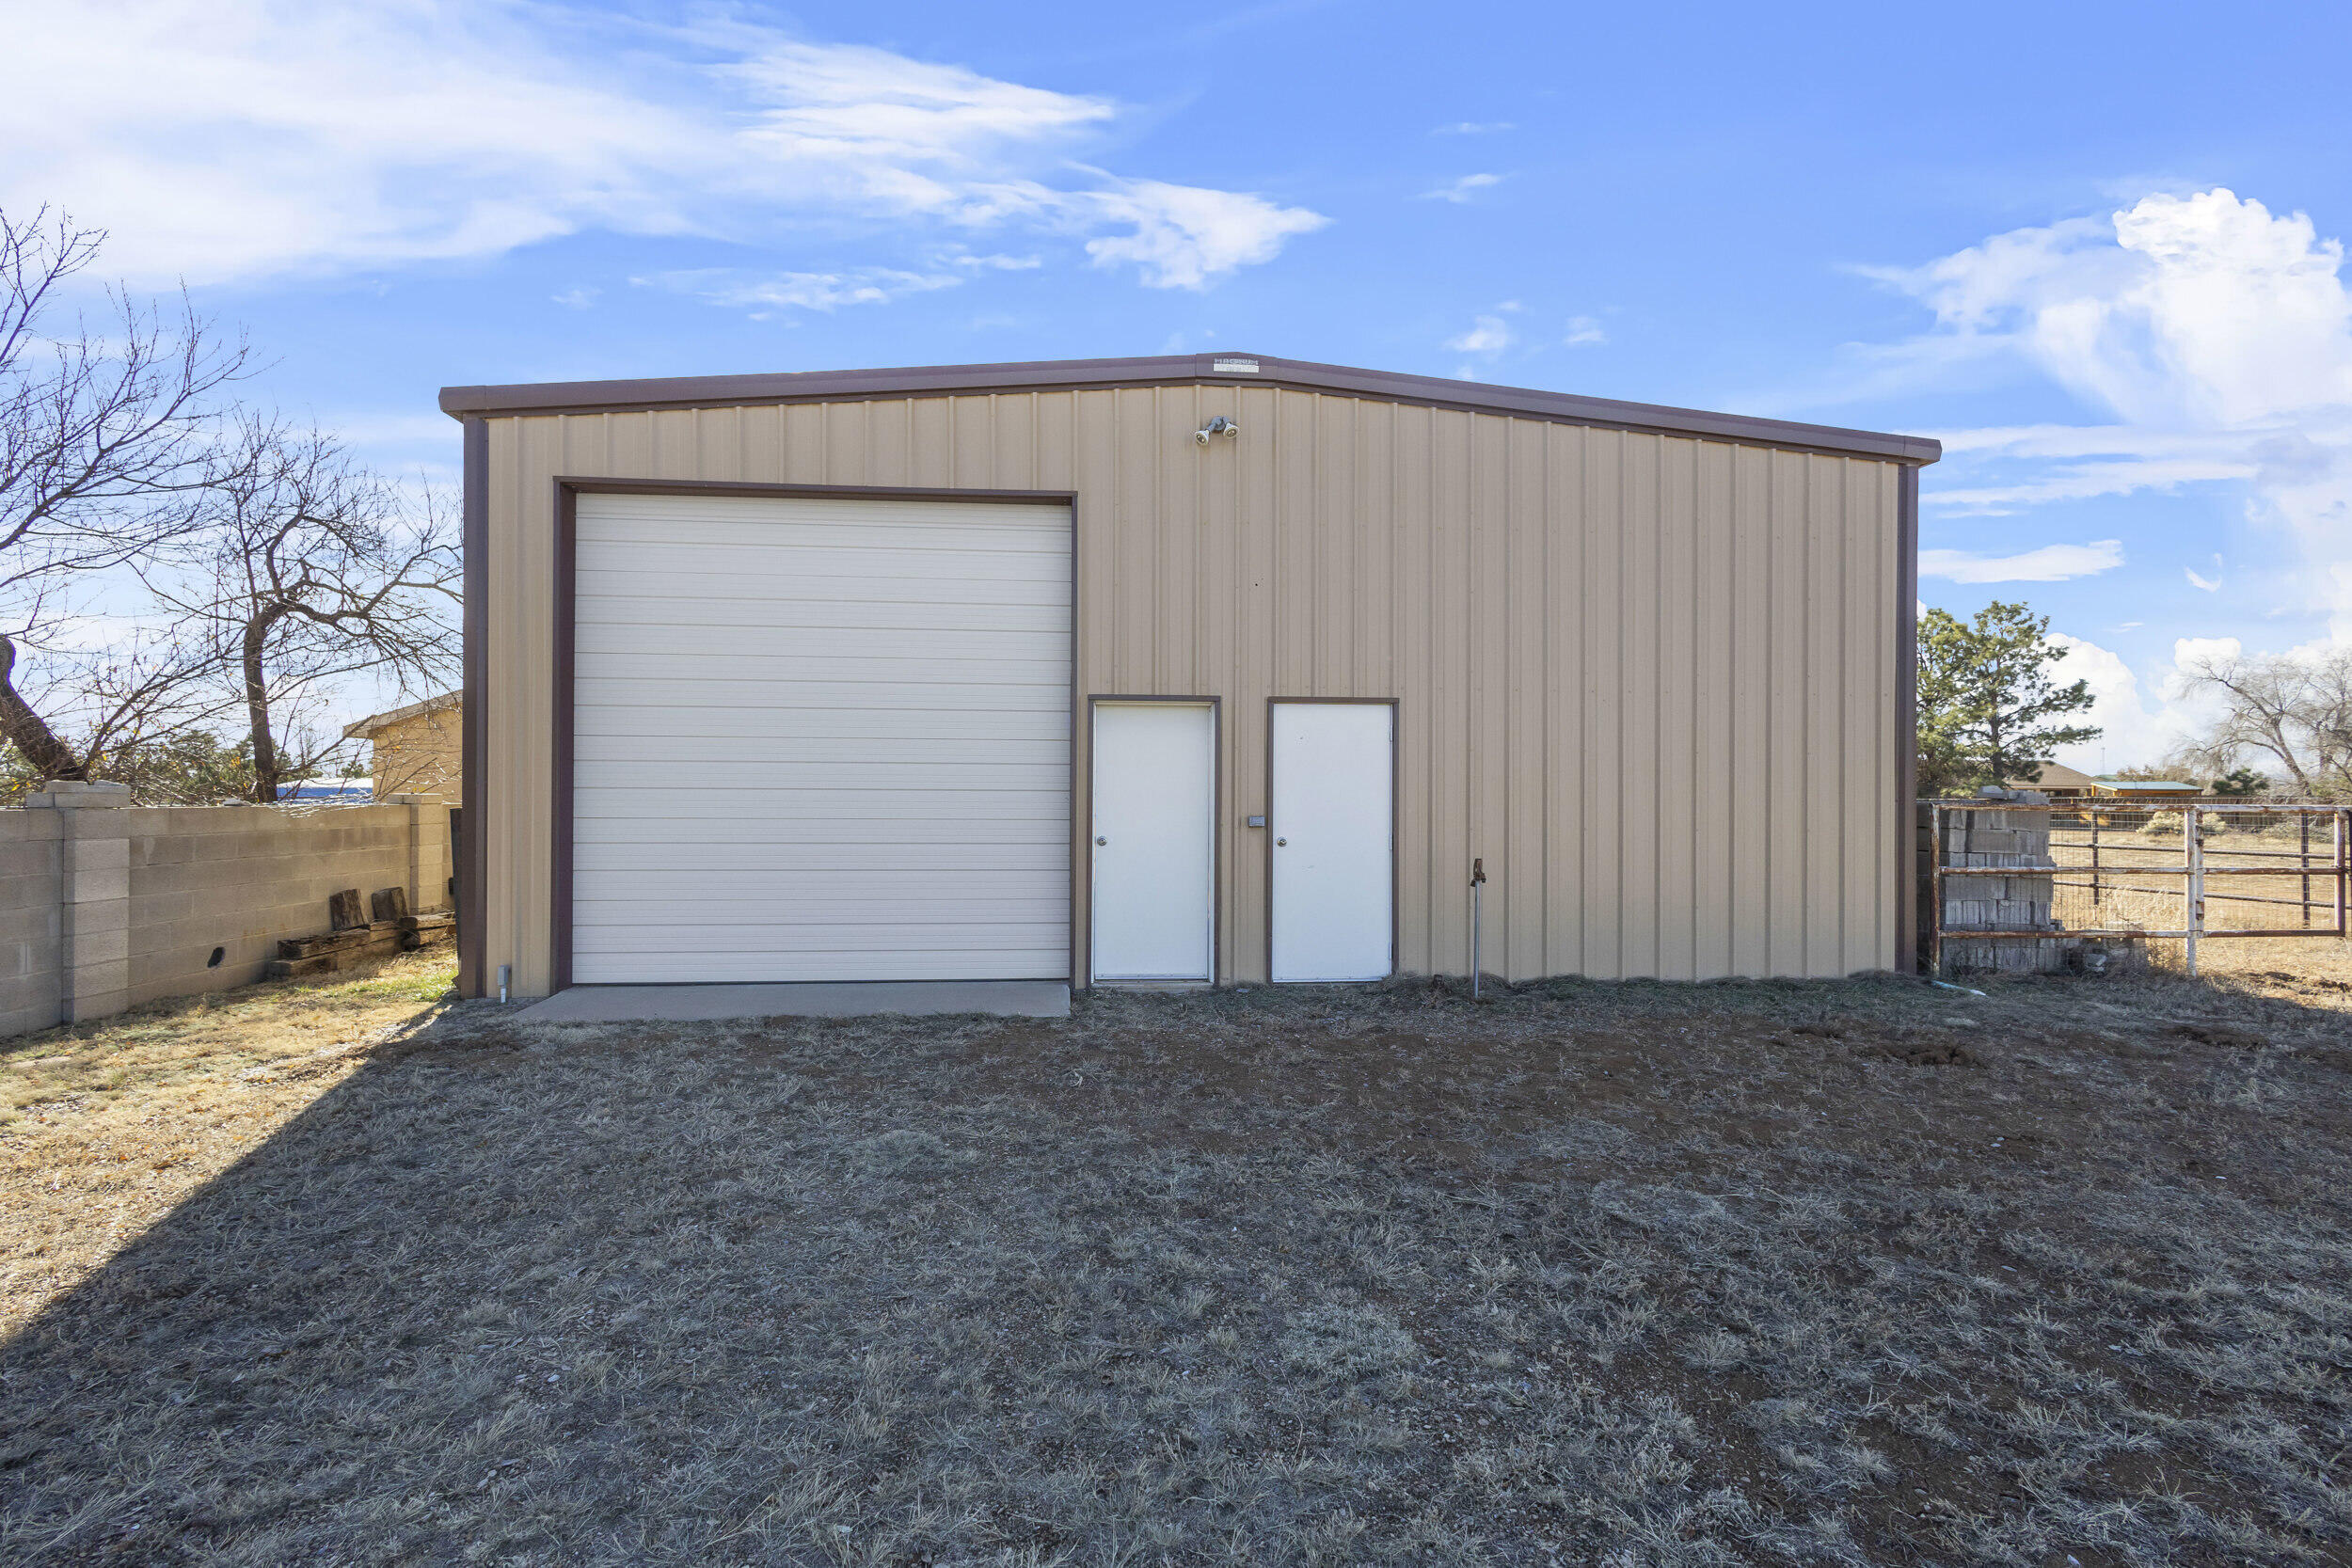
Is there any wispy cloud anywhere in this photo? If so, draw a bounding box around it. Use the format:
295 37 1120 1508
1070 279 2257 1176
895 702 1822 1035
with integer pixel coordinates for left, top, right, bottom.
642 267 962 313
552 286 600 309
1419 173 1505 204
0 2 1326 292
1432 121 1513 135
1829 190 2352 636
1564 314 1606 346
1918 540 2125 583
2185 560 2223 592
1444 314 1515 356
1079 176 1327 290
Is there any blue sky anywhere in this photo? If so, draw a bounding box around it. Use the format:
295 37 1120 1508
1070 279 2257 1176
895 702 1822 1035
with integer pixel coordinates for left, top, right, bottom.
8 1 2350 765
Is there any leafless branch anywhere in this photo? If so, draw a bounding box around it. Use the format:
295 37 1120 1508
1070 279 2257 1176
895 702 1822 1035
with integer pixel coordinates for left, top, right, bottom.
0 205 251 780
2177 648 2352 800
144 414 459 800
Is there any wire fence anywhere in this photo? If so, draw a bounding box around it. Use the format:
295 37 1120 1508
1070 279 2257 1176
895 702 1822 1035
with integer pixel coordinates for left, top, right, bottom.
1925 800 2351 978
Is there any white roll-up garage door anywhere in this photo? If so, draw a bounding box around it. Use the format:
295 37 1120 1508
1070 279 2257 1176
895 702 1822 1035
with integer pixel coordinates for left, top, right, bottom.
570 492 1071 983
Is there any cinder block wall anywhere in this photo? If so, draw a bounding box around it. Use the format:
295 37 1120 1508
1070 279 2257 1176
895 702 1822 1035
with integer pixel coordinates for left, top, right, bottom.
0 812 64 1037
0 800 453 1036
128 805 444 1006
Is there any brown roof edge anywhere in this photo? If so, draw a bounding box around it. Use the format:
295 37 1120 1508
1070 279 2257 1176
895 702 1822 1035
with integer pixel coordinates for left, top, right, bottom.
437 352 1942 466
342 689 459 740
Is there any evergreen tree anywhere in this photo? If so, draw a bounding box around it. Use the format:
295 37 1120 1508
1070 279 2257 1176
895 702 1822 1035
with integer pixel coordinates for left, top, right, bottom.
1916 601 2100 795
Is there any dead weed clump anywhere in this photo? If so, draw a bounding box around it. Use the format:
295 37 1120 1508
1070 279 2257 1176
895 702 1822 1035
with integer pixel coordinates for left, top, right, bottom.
2 945 2350 1563
1280 1302 1422 1381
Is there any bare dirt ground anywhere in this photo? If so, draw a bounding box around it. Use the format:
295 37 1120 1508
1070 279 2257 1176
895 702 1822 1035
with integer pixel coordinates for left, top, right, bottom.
3 947 2350 1565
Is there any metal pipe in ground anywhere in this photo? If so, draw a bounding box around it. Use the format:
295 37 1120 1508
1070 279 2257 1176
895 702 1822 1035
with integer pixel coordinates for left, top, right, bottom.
1470 858 1486 1001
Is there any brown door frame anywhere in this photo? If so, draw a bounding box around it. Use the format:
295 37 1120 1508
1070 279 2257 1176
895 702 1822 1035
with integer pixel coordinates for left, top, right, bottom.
549 476 1079 993
1263 697 1401 984
1085 695 1223 986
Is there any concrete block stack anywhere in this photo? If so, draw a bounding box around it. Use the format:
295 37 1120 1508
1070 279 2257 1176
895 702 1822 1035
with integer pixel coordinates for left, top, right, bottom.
1935 795 2075 974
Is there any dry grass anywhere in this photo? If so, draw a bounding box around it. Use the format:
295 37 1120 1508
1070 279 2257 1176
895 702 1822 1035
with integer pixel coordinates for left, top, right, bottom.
0 950 458 1337
3 945 2350 1564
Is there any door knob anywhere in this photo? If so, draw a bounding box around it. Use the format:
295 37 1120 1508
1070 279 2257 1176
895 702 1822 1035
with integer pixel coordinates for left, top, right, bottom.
1095 836 1108 846
1276 837 1287 846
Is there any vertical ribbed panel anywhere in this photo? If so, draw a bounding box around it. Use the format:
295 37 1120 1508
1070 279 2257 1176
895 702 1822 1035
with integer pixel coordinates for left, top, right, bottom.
480 389 1904 993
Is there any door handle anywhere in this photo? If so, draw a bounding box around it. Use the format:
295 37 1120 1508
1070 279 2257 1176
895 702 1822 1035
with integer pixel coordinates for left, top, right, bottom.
1276 837 1287 846
1095 836 1108 846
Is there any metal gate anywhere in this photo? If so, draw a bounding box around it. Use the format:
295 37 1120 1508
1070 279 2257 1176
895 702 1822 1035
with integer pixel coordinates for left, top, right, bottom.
1926 800 2351 978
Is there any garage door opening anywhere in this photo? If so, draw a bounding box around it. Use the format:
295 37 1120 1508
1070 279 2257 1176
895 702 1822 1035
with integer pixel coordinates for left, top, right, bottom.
564 489 1072 986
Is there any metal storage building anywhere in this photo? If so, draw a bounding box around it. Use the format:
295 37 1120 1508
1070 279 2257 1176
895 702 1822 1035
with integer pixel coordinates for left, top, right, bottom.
440 353 1938 1001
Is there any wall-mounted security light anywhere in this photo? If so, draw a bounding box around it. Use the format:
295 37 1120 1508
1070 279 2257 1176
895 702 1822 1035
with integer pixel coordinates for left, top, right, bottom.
1195 415 1238 446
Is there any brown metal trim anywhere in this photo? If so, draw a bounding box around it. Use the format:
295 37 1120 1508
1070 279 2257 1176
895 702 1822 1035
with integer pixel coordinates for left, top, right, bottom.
1894 466 1921 974
1263 697 1401 983
1066 499 1081 988
548 476 1079 993
550 482 579 993
556 476 1078 506
444 353 1942 467
1085 697 1223 986
457 415 487 998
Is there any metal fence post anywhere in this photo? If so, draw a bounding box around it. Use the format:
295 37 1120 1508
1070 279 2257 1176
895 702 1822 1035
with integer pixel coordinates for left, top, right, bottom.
2338 809 2348 938
1928 802 1943 980
2089 809 2101 914
2184 804 2201 978
2300 810 2312 929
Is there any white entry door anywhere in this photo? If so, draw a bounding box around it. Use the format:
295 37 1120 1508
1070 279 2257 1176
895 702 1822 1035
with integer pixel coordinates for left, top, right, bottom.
1090 702 1215 981
1270 702 1394 982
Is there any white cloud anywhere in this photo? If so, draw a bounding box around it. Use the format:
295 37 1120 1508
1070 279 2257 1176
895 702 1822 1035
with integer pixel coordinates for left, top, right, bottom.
551 286 599 309
1918 539 2125 583
1444 314 1515 356
644 267 962 313
2044 634 2232 771
1860 189 2352 636
0 2 1324 292
1432 122 1513 135
1420 173 1505 204
1564 314 1607 347
1080 178 1327 290
2185 563 2222 592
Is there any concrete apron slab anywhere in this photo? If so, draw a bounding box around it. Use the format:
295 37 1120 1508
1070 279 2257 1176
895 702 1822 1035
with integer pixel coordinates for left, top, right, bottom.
514 980 1071 1024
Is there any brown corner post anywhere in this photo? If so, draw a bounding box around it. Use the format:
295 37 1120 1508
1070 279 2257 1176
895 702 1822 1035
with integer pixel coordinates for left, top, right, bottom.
457 414 488 998
1894 464 1921 974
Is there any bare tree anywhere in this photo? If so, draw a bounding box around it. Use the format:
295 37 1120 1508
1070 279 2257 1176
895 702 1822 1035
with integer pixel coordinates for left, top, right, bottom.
0 624 246 800
149 415 458 801
0 207 248 779
2177 647 2352 800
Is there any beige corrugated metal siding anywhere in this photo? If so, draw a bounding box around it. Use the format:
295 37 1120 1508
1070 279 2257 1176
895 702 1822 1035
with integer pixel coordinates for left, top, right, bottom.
479 384 1901 995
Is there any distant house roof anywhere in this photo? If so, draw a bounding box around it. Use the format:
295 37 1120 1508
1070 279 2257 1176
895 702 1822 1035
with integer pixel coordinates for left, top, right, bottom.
2093 778 2201 794
2006 762 2101 793
343 691 458 741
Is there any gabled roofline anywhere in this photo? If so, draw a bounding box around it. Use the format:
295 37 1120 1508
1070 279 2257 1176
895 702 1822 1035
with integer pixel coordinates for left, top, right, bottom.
438 352 1941 466
342 689 459 740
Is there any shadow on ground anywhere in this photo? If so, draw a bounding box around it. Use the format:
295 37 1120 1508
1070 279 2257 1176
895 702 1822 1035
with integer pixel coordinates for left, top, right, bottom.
5 970 2350 1564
